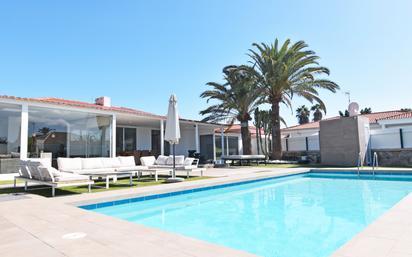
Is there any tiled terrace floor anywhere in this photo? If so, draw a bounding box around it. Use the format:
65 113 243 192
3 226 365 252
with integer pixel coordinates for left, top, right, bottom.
2 167 412 257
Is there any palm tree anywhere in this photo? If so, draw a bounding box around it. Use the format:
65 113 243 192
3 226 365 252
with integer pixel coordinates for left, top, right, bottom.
296 105 310 124
339 110 350 117
248 38 339 159
311 104 323 121
360 107 372 114
200 65 263 154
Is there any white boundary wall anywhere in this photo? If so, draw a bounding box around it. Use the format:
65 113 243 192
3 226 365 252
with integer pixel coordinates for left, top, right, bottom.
282 134 320 152
370 127 412 149
282 127 412 152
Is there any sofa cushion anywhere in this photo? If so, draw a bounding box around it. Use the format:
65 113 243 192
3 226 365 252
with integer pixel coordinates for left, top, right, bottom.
54 172 89 182
37 166 56 181
27 161 43 180
19 160 31 178
75 168 116 174
27 158 52 167
100 158 122 168
167 155 184 165
140 156 156 166
115 166 144 172
45 166 61 177
155 155 169 165
184 157 195 166
81 158 104 170
58 158 82 171
118 156 136 167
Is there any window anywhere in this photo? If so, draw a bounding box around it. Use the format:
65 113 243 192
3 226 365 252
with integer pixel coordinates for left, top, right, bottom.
116 127 124 154
151 130 170 156
227 136 239 155
124 128 137 151
200 135 214 161
28 107 112 160
116 127 137 154
0 103 21 157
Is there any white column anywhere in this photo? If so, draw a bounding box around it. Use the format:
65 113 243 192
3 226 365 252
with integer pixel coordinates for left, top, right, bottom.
195 124 200 153
220 126 225 159
212 132 216 162
160 120 164 155
20 104 29 160
226 135 229 155
66 123 71 157
111 114 116 157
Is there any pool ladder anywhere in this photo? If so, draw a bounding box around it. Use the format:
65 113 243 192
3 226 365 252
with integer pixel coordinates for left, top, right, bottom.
357 152 378 176
357 152 363 176
372 152 379 174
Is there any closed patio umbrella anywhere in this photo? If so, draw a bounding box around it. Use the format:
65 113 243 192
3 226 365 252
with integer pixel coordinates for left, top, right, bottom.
164 94 183 182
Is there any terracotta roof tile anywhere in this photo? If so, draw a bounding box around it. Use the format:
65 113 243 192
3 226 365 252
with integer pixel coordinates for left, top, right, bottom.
215 124 264 135
361 111 406 123
379 112 412 121
0 95 163 119
0 95 221 126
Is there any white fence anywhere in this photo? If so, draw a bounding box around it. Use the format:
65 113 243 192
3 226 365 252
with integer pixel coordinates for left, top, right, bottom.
370 127 412 149
282 135 320 152
282 127 412 152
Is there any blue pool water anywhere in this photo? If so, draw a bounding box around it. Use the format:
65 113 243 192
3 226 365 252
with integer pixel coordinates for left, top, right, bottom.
85 173 412 257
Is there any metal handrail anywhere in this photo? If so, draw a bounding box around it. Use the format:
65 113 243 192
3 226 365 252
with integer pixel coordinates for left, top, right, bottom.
357 152 363 176
372 152 379 176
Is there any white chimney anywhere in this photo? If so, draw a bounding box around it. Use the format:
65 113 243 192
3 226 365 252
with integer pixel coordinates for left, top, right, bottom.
95 96 111 107
348 102 359 117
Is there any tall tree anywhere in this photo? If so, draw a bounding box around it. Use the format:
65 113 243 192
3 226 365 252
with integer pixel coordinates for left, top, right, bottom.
247 39 339 159
311 104 323 121
296 105 310 124
200 65 263 155
254 108 282 158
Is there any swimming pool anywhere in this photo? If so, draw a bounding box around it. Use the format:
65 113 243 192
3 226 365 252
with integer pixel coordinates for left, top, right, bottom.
82 173 412 257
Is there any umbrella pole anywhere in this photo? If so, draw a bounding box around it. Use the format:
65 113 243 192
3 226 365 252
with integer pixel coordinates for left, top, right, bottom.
173 143 176 178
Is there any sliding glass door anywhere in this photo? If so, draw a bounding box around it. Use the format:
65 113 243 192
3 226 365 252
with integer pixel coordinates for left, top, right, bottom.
116 127 137 155
28 106 112 161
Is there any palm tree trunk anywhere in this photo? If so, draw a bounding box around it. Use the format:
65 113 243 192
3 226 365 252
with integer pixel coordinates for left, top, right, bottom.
259 129 264 155
271 101 282 160
240 121 252 155
255 124 260 155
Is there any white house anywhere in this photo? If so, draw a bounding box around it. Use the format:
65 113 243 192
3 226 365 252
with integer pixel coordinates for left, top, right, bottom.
0 95 224 174
214 110 412 164
280 111 412 151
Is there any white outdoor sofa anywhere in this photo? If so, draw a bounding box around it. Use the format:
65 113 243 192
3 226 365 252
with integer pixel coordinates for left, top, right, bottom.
221 155 267 166
16 158 94 197
57 156 143 174
140 155 204 178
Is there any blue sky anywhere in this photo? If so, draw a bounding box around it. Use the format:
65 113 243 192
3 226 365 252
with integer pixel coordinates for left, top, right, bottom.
0 0 411 127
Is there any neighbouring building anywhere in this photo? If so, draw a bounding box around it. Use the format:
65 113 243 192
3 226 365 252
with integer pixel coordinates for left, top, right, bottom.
0 95 228 174
281 110 412 166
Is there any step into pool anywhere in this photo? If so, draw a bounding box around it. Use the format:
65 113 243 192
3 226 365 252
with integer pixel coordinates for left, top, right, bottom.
81 173 412 257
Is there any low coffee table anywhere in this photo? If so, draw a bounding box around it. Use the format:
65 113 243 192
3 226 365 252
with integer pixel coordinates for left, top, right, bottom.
136 168 173 182
83 171 134 189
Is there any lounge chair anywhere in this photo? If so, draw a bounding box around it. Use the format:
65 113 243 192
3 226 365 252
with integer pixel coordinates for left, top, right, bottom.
221 155 266 166
16 158 94 197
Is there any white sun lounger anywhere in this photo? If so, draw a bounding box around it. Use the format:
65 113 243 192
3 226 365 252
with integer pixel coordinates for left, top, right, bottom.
16 159 94 197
